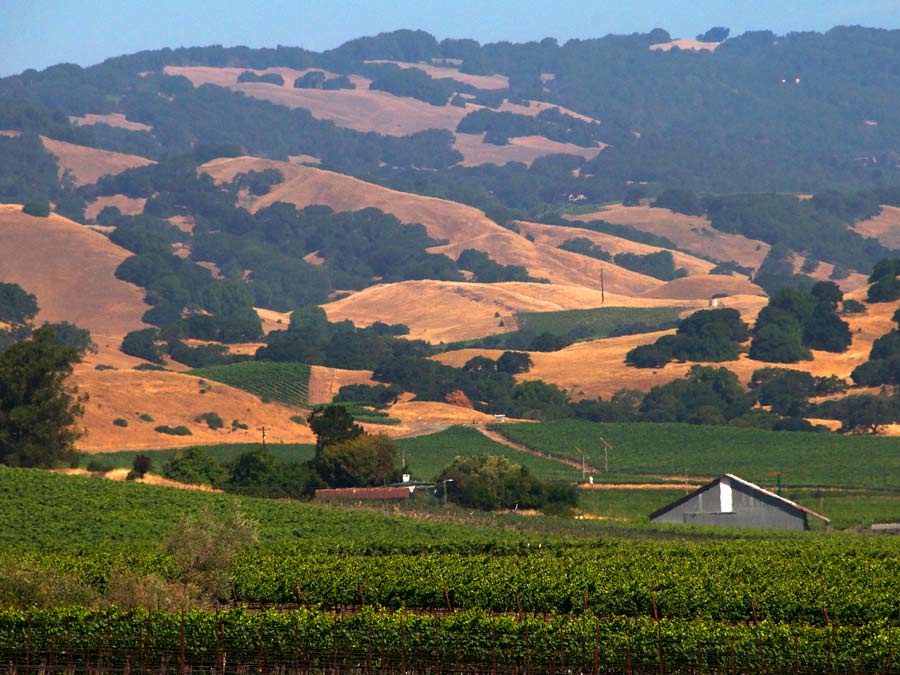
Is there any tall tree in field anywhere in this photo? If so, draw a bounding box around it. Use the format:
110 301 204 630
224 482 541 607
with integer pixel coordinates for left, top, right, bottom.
0 326 83 467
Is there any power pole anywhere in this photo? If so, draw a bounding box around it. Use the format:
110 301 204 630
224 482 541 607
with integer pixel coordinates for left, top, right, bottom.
575 447 586 480
259 426 267 450
600 268 605 304
598 436 613 473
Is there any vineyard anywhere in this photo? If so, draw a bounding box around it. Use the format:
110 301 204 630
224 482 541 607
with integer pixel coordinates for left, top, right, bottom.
188 362 311 407
8 464 900 671
4 608 900 675
491 421 900 490
516 306 685 341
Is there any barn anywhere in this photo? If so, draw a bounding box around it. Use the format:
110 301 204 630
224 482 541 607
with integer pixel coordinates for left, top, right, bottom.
649 474 829 531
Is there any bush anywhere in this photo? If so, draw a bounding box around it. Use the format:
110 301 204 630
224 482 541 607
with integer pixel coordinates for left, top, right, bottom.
154 425 192 436
194 412 224 430
138 413 154 422
841 299 867 315
162 446 223 485
22 199 51 217
232 419 249 430
112 418 128 427
436 454 577 512
86 458 113 473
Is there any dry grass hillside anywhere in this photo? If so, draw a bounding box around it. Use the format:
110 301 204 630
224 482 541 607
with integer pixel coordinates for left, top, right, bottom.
515 220 715 276
84 195 147 220
642 275 765 299
454 133 604 166
854 205 900 250
201 156 662 293
164 65 602 165
75 367 317 452
650 39 720 52
68 113 153 132
40 137 153 187
363 60 509 89
567 204 770 270
322 280 685 343
0 204 149 359
434 288 892 400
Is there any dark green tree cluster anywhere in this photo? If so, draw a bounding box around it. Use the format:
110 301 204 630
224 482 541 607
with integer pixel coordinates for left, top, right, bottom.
557 237 611 262
232 169 284 196
639 366 754 426
749 368 846 418
236 71 284 85
334 383 403 409
749 283 851 363
256 306 422 370
456 249 545 283
851 307 900 386
435 454 577 513
293 71 355 89
456 108 603 147
814 393 900 434
866 258 900 303
626 308 749 368
0 327 83 467
367 64 456 106
612 250 686 281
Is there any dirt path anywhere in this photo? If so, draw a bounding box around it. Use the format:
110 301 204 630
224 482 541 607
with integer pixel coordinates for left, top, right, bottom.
476 426 604 473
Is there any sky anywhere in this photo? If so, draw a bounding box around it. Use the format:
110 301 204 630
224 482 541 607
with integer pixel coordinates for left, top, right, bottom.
2 0 900 76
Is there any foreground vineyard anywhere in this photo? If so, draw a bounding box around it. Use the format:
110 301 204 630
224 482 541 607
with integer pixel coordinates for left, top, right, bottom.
3 608 898 675
8 468 900 672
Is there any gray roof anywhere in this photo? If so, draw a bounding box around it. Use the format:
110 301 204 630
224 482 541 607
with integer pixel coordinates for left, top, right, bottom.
649 473 830 524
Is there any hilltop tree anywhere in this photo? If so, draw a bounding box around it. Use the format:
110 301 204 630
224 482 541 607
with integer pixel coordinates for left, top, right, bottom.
316 434 400 488
0 326 83 467
308 404 364 455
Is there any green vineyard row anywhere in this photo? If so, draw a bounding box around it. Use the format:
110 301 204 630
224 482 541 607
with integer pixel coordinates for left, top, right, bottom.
2 608 898 674
188 361 311 406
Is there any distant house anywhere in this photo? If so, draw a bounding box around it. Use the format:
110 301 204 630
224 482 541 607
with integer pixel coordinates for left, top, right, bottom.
649 474 829 531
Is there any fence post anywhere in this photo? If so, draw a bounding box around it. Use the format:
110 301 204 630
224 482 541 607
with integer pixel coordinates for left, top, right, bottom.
179 609 186 675
625 621 632 675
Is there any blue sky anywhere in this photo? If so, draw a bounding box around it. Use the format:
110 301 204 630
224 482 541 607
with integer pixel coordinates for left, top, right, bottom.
2 0 899 76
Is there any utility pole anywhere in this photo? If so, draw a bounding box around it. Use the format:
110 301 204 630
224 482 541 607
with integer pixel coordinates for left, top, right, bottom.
259 426 267 450
575 447 586 480
600 268 605 304
598 436 613 473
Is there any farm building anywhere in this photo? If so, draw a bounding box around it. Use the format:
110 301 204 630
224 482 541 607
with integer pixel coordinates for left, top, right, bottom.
649 474 829 531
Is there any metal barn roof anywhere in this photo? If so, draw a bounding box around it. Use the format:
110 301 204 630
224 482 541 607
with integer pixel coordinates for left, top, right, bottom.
649 473 830 524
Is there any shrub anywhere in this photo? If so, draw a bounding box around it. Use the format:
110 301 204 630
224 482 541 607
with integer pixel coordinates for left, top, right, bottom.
194 412 224 430
154 425 192 436
841 299 867 315
22 199 51 217
232 419 249 430
138 413 154 422
86 458 113 473
112 418 128 427
162 446 223 485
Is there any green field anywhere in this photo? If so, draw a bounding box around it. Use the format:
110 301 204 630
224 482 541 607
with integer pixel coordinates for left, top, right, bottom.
399 426 581 482
188 361 311 406
492 421 900 490
516 305 684 340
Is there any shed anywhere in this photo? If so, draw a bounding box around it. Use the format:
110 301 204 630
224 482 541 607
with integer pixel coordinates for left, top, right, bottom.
649 474 829 531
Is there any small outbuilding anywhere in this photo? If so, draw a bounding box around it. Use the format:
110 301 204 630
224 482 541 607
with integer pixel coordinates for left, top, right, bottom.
649 474 829 531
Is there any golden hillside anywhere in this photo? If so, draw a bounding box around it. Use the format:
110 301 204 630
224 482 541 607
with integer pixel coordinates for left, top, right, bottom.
201 156 663 293
41 136 154 187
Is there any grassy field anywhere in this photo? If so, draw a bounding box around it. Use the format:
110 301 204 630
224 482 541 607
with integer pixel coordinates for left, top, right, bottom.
578 488 687 521
188 361 311 406
516 305 684 340
493 421 900 490
398 426 581 482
